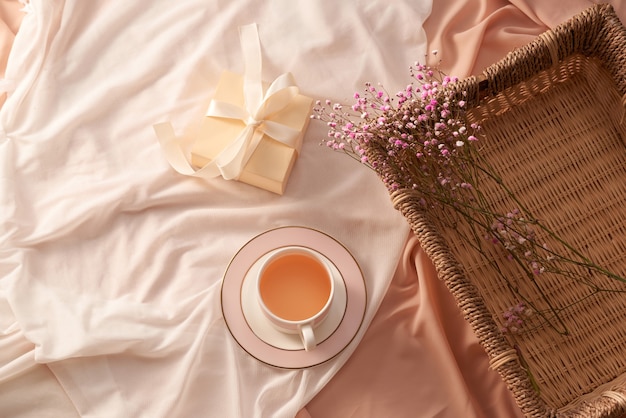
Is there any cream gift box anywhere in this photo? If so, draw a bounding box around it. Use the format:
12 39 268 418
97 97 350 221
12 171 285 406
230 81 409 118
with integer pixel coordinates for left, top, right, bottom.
153 24 313 195
191 70 313 195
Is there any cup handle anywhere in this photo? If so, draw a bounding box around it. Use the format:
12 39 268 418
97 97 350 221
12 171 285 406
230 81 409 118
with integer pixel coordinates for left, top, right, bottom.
299 324 316 351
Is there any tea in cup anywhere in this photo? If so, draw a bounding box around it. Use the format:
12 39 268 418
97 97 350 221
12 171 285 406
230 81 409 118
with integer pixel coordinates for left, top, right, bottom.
257 246 334 351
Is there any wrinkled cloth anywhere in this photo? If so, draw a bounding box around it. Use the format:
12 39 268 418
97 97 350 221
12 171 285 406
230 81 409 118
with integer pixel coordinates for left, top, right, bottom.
424 0 626 76
4 1 625 418
0 0 21 107
0 0 430 417
306 234 524 418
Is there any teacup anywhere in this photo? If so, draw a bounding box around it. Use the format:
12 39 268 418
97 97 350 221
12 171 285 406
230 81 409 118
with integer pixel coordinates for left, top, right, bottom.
256 246 335 351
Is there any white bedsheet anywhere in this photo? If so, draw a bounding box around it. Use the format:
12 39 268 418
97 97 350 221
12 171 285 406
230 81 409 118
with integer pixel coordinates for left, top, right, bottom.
0 1 430 416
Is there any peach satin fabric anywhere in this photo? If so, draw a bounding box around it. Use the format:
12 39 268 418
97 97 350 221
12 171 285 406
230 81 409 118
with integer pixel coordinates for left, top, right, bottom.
0 0 21 107
306 234 524 418
0 1 20 74
425 0 626 77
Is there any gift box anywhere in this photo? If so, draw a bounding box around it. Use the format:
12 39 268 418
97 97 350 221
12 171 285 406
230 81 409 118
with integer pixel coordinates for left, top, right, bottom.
191 70 313 195
153 23 313 195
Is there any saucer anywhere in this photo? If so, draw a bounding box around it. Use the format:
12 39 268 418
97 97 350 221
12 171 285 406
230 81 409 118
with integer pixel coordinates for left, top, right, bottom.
221 226 367 369
240 247 347 351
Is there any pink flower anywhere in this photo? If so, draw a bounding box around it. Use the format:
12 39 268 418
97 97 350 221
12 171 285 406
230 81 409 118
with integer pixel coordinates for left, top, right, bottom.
501 303 532 334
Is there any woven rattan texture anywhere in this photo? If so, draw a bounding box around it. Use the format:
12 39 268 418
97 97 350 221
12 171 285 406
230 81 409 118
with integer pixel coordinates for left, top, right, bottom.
367 4 626 418
462 54 626 411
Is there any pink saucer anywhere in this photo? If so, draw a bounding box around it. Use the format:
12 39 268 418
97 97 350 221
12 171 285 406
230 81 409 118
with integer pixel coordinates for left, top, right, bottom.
221 226 367 369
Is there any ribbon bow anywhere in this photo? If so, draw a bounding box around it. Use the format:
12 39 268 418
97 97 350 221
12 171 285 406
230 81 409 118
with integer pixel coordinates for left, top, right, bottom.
154 24 301 180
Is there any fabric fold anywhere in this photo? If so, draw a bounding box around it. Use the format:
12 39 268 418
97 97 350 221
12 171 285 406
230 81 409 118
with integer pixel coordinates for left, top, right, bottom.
0 0 424 417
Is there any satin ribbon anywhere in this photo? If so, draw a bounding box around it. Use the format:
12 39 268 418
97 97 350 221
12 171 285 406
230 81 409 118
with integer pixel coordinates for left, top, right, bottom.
154 23 301 180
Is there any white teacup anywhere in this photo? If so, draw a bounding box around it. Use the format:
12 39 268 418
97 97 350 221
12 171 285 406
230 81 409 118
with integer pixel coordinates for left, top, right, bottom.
256 246 335 351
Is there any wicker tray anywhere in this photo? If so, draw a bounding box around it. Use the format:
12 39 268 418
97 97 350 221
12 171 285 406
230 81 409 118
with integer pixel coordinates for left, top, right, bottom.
365 4 626 417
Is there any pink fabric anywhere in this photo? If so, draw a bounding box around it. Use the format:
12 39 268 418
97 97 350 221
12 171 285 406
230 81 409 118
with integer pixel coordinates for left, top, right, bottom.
0 0 21 107
425 0 626 77
0 1 21 76
306 234 523 418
